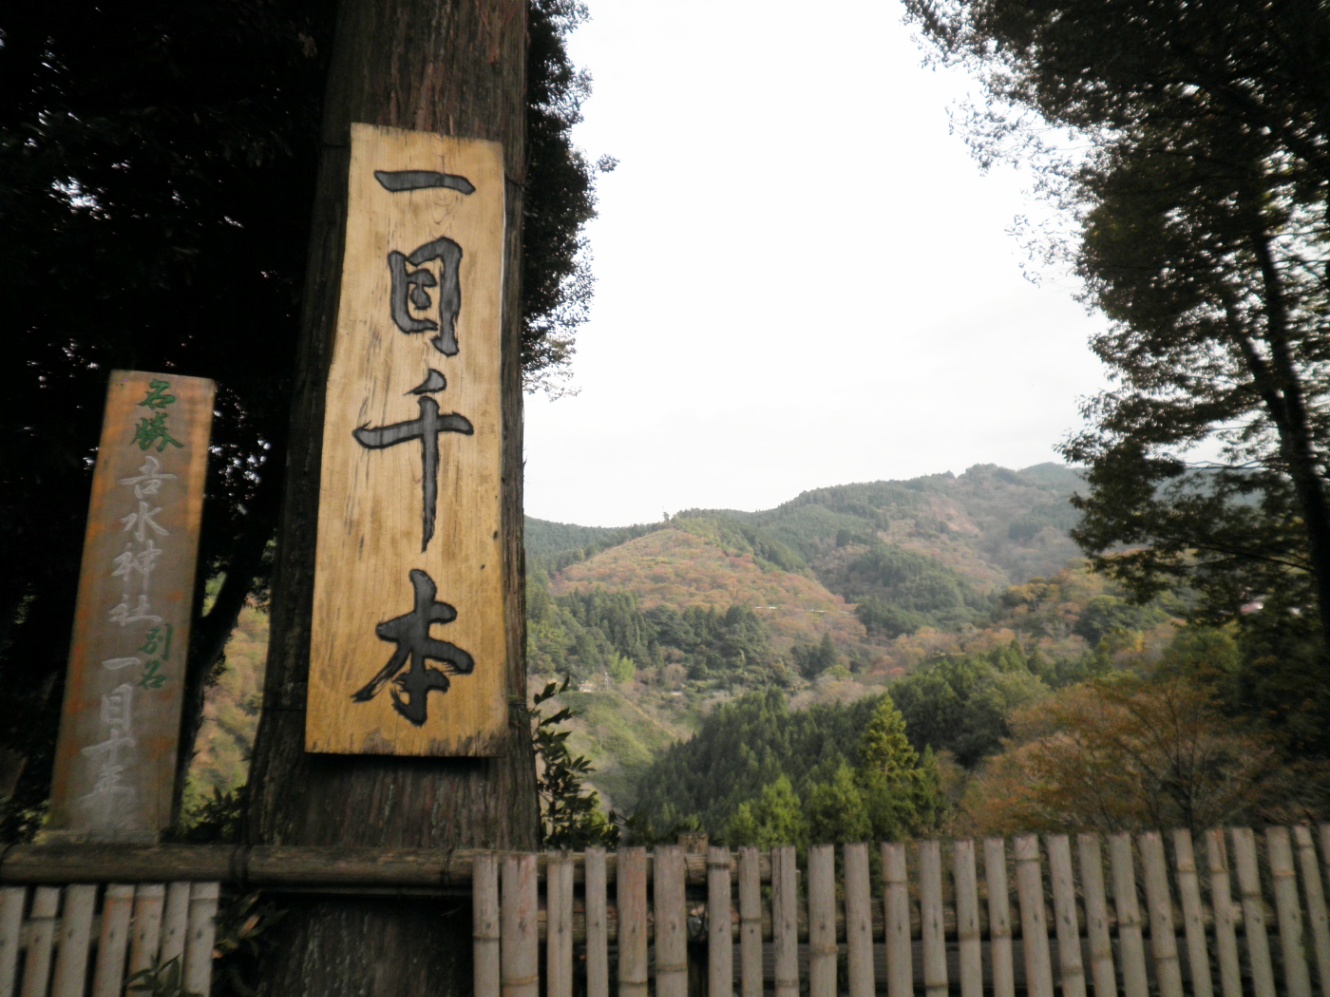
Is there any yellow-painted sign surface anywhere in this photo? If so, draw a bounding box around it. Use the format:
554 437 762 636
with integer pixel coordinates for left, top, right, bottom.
48 370 214 840
308 124 508 756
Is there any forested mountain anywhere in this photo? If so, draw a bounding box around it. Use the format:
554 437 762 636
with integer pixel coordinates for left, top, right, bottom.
191 461 1212 825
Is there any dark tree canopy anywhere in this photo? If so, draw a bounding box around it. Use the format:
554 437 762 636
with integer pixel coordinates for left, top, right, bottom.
0 0 605 837
905 0 1330 671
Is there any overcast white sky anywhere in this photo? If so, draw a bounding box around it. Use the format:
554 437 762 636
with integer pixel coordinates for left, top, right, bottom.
522 0 1112 528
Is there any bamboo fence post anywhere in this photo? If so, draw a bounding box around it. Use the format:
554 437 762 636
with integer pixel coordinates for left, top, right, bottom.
1014 836 1054 997
773 846 799 997
1267 827 1312 997
183 882 218 997
708 846 733 997
738 848 762 997
883 842 913 997
984 837 1016 997
20 886 59 997
472 853 500 997
1109 833 1149 997
618 847 649 997
159 880 190 968
1293 825 1330 996
585 847 610 997
547 854 575 997
50 883 96 997
809 845 837 997
501 852 539 997
1139 832 1184 997
1205 829 1243 997
655 846 689 997
1046 835 1087 997
844 843 876 997
91 883 135 997
0 887 23 997
952 840 983 997
1170 830 1214 997
1076 834 1116 997
920 840 948 997
128 884 165 978
1232 826 1277 997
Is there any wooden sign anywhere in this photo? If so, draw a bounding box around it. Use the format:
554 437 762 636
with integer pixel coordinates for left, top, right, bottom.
47 370 214 840
307 124 508 756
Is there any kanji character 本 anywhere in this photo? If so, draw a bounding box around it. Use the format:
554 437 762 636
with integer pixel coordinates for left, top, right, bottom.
376 166 474 357
351 568 474 726
353 370 473 552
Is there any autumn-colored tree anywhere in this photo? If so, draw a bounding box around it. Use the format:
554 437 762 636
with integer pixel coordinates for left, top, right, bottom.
957 674 1291 836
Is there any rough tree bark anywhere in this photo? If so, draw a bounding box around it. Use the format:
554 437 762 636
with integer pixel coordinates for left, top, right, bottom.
244 0 538 992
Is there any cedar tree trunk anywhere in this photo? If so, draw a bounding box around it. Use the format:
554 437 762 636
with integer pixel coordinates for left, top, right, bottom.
244 0 538 992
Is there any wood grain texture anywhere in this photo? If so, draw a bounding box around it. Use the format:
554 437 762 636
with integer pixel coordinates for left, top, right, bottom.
983 838 1016 997
845 843 876 997
707 846 733 997
308 125 507 756
47 371 214 839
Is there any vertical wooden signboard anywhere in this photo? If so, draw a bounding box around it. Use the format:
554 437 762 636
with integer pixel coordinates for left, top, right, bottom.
47 371 214 840
306 123 508 756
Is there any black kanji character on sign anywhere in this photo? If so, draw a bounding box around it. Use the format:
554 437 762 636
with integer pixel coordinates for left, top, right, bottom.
353 370 473 552
377 167 474 357
351 568 475 726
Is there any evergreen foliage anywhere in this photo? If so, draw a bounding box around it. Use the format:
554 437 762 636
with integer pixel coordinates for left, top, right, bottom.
631 689 943 846
906 0 1330 687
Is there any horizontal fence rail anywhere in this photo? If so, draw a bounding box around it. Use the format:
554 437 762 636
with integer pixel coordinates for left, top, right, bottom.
3 825 1330 995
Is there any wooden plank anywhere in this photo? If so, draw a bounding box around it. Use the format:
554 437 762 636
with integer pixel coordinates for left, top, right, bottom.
159 881 190 968
883 842 912 997
950 841 981 997
919 841 948 997
47 371 215 839
808 845 837 997
128 883 165 977
1293 824 1330 997
1171 830 1214 997
20 887 60 997
984 837 1016 997
1046 835 1086 997
1205 828 1243 997
472 853 500 997
618 848 648 997
1013 836 1054 997
584 848 609 997
1232 826 1277 997
1267 827 1313 997
845 843 876 997
307 125 509 757
1109 832 1149 997
546 855 574 997
51 883 97 997
0 887 26 997
92 883 135 997
501 853 538 997
1076 834 1116 997
737 847 762 997
1138 832 1183 997
183 881 218 997
772 847 799 997
707 846 733 997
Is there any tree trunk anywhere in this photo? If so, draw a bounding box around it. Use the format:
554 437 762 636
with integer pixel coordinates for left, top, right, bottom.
244 0 537 992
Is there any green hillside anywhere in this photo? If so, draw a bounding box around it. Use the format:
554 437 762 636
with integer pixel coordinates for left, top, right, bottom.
190 463 1120 820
